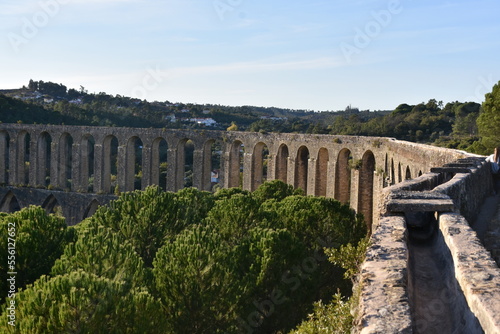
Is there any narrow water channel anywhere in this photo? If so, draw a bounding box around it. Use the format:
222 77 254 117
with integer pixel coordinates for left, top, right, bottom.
406 212 483 334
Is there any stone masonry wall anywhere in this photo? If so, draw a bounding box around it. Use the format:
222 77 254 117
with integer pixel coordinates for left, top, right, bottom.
356 158 500 333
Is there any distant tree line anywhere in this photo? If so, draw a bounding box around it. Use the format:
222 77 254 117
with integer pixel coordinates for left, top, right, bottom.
2 79 500 155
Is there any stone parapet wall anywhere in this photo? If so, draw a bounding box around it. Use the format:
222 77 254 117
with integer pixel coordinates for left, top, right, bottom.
356 157 500 333
354 215 412 334
440 213 500 334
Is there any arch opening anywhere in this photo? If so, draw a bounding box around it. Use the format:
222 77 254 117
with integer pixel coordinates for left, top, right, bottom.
0 192 21 213
83 199 100 220
294 146 309 193
126 137 143 191
228 140 244 188
358 150 376 234
103 136 118 194
391 159 396 186
275 144 289 184
0 131 10 185
59 133 73 190
405 166 412 180
152 137 168 191
37 132 52 187
42 194 62 216
315 148 329 197
82 135 95 192
251 142 269 191
183 139 195 188
209 140 222 191
335 148 352 204
17 132 31 185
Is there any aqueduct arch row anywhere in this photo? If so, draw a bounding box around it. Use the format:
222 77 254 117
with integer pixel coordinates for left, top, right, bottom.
0 124 469 226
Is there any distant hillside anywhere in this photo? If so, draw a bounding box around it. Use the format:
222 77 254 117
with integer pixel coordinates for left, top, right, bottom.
0 80 483 152
0 80 389 131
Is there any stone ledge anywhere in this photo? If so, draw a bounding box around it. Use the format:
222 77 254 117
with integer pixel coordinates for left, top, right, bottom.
387 198 455 213
440 213 500 334
430 167 474 174
355 216 413 334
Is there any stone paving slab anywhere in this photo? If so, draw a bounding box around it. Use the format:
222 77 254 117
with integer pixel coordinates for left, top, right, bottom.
386 198 455 212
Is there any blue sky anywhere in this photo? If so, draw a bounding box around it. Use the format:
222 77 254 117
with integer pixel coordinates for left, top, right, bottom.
1 0 499 111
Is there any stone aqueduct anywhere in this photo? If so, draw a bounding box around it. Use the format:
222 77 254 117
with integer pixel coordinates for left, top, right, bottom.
0 123 466 226
2 123 500 333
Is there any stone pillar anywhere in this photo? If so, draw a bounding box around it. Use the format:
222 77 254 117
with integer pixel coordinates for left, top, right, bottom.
242 151 253 191
307 157 317 196
326 160 336 198
266 153 275 183
50 140 58 189
287 156 295 188
72 142 82 192
351 169 360 212
200 145 213 191
175 146 185 191
8 137 18 186
93 143 105 194
166 148 179 192
117 144 128 193
141 143 152 190
29 135 39 187
192 149 204 190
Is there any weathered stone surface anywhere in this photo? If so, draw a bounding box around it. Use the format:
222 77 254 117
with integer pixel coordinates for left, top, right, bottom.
440 213 500 334
0 123 472 227
430 167 473 173
354 216 413 334
386 198 455 213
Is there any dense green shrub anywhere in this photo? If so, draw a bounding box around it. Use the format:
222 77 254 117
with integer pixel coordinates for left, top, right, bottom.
0 271 167 333
0 181 367 333
0 206 75 304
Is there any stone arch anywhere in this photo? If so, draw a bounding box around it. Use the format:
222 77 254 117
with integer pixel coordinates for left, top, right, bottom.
0 191 21 213
228 140 244 188
405 166 412 180
0 131 10 184
383 154 389 188
125 136 143 191
36 132 52 187
83 199 100 220
16 131 30 185
335 148 352 204
80 134 95 192
42 194 61 215
391 159 396 185
418 170 423 177
202 139 219 191
358 150 376 234
102 135 118 193
174 138 195 189
315 147 329 196
398 163 403 183
275 144 289 184
58 133 73 190
151 137 168 191
251 142 269 191
294 146 309 193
